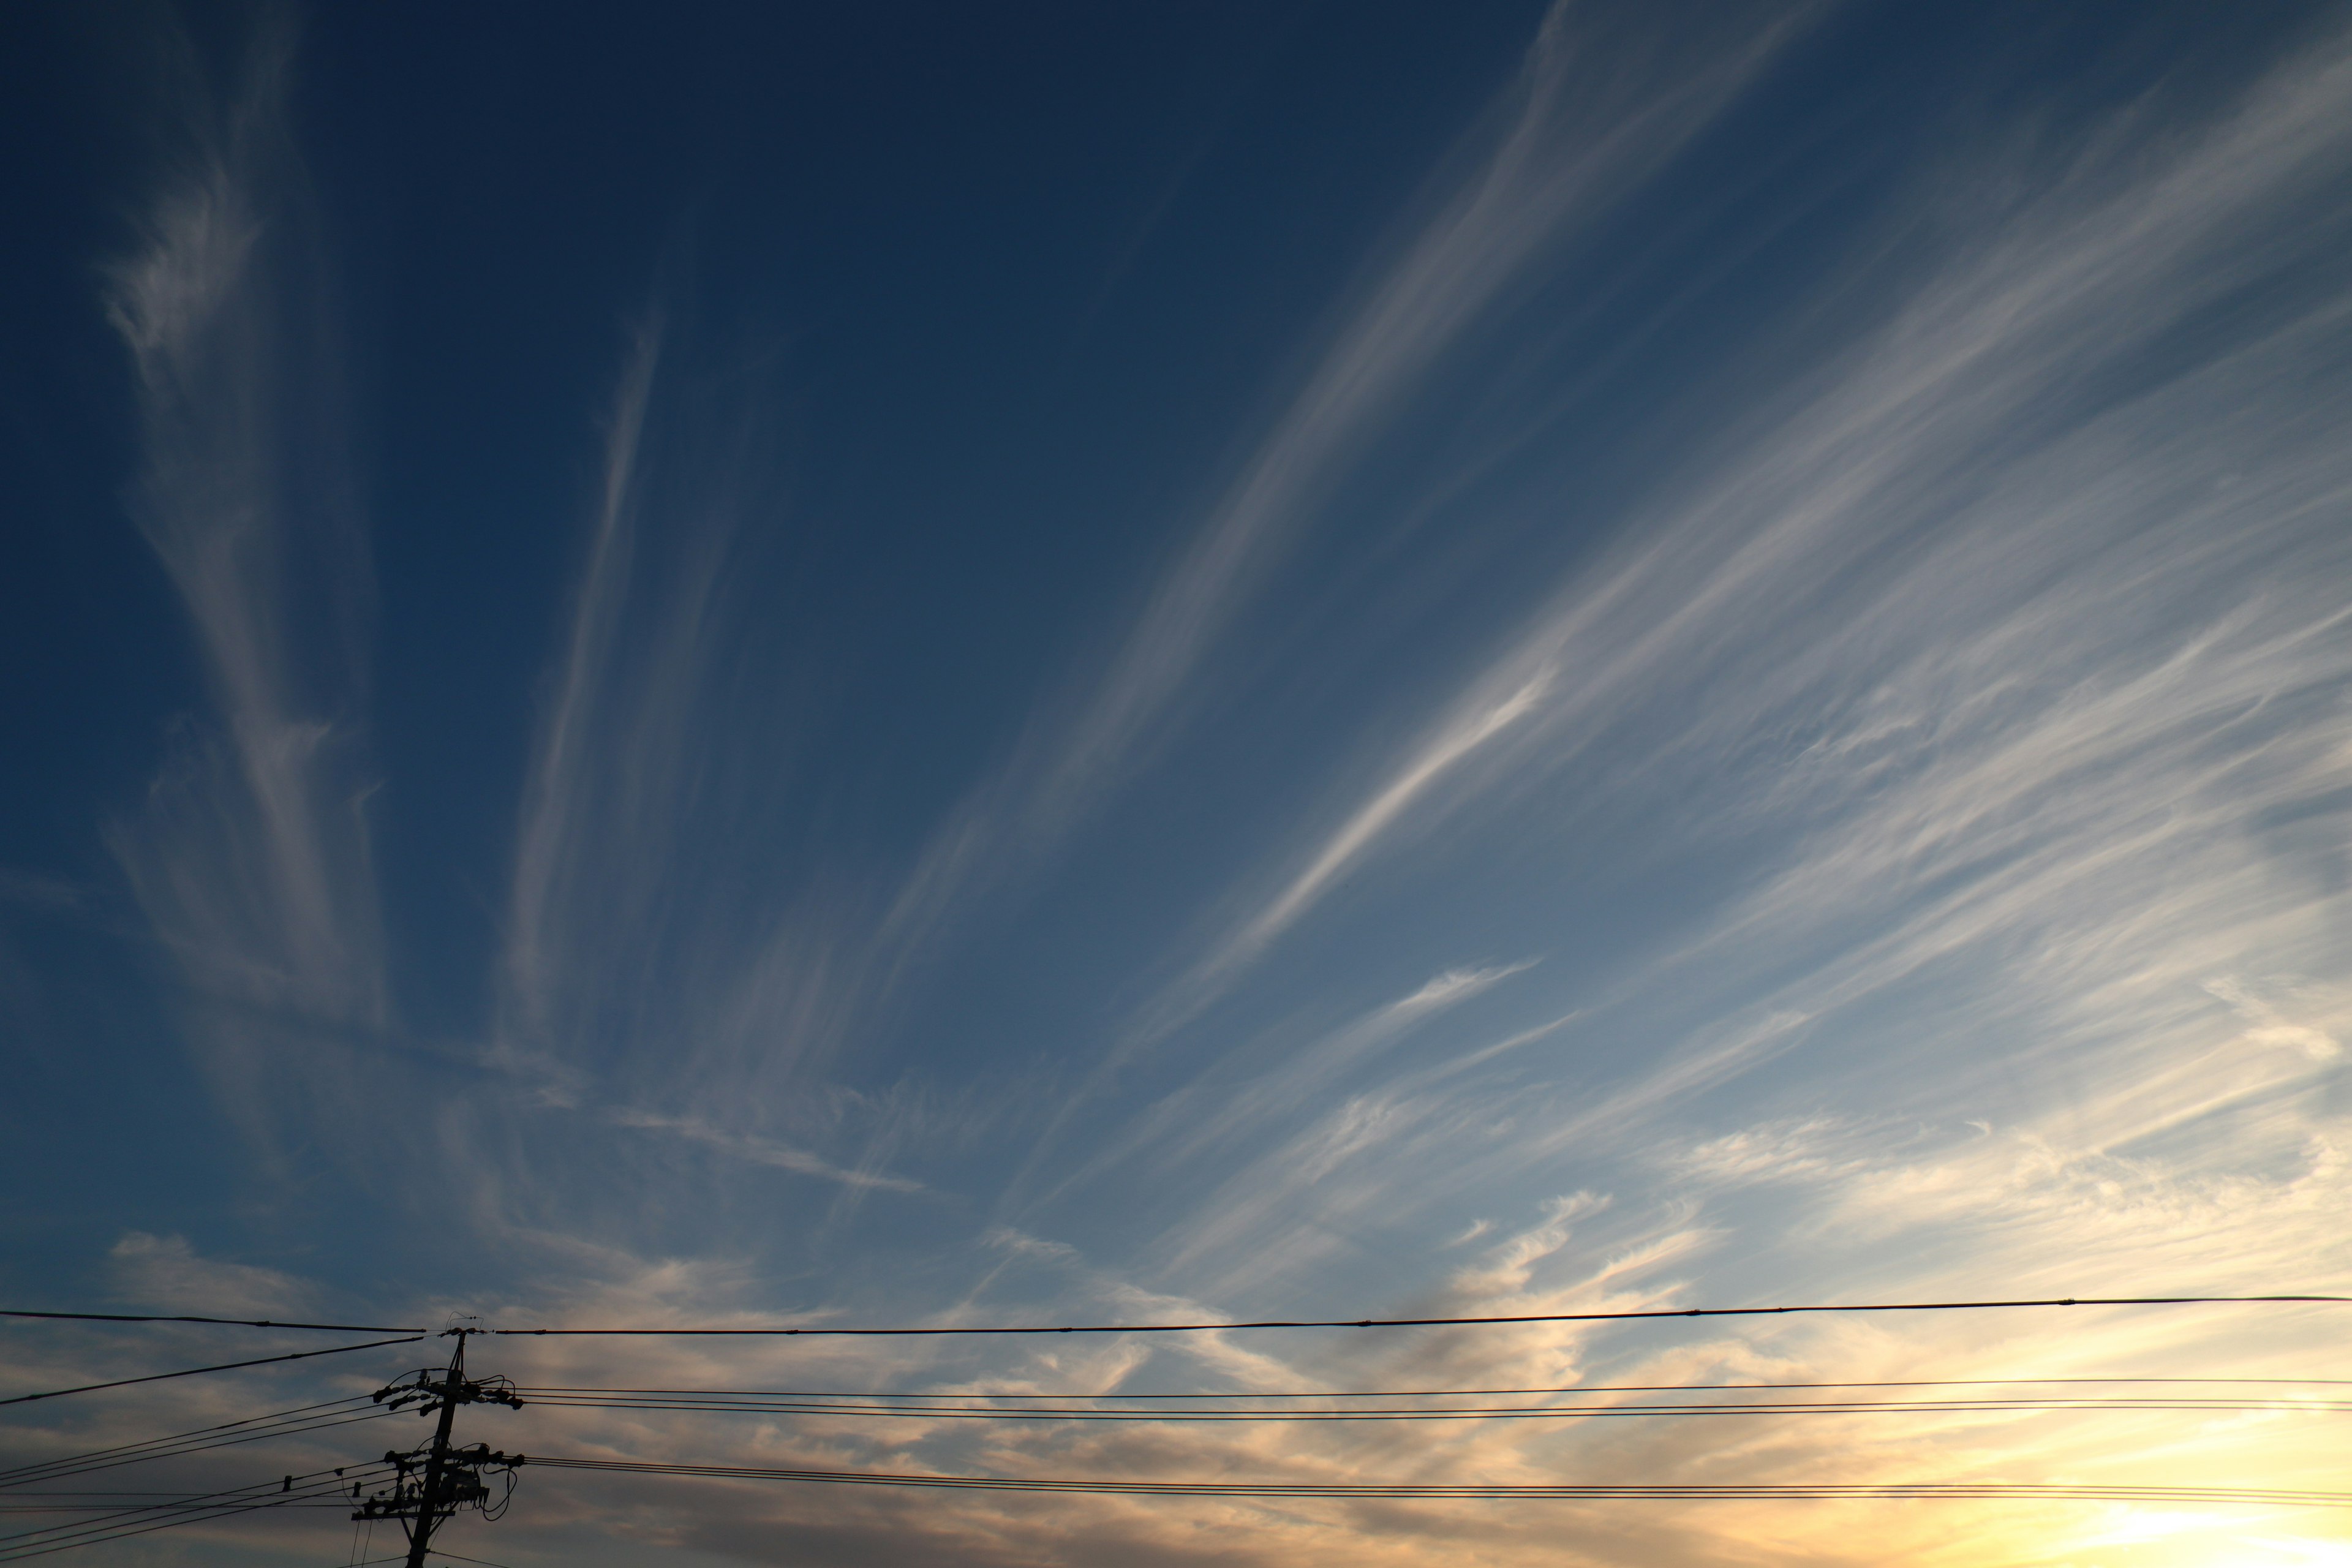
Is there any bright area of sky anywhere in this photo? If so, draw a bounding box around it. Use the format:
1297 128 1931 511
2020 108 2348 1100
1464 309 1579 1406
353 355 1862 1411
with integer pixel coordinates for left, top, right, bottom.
2 0 2350 1564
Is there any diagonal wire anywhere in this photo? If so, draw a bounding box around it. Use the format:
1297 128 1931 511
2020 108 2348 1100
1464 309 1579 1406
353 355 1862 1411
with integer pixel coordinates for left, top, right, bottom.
1 1312 426 1334
1 1336 424 1408
524 1456 2352 1505
511 1392 2351 1422
0 1464 393 1560
0 1397 372 1484
0 1464 382 1543
489 1293 2352 1337
0 1403 397 1490
511 1374 2352 1400
0 1401 367 1485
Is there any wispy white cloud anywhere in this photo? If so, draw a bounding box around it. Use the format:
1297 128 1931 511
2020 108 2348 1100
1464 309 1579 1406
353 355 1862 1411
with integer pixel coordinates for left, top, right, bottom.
475 313 949 1238
49 9 2352 1565
101 19 386 1155
500 318 663 1072
1148 9 2352 1028
609 1107 923 1193
883 1 1818 954
905 24 2352 1520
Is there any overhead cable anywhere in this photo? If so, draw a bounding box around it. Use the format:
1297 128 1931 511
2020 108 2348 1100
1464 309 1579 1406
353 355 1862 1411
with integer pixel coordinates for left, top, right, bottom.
0 1400 393 1491
525 1457 2352 1506
0 1463 393 1561
511 1392 2350 1422
1 1311 426 1334
489 1292 2352 1337
0 1336 424 1408
11 1294 2341 1341
511 1374 2352 1400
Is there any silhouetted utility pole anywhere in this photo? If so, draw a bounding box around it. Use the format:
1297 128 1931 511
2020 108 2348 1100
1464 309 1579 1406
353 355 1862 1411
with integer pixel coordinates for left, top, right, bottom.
352 1328 525 1567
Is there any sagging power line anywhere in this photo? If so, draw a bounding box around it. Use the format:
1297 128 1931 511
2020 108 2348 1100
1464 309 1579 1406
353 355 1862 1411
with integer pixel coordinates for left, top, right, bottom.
511 1389 2352 1422
0 1337 425 1409
486 1292 2352 1337
0 1399 398 1490
10 1291 2345 1341
0 1312 426 1334
0 1463 397 1562
7 1301 2350 1557
522 1455 2352 1506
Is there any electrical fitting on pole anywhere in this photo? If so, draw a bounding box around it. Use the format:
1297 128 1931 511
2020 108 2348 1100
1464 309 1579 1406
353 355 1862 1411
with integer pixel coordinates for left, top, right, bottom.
349 1324 527 1567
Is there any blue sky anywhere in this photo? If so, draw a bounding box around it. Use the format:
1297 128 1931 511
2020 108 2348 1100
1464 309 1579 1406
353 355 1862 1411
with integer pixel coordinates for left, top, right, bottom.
3 2 2350 1564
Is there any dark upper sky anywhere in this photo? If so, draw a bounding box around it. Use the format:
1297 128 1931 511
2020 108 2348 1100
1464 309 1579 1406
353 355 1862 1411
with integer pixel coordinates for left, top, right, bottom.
3 2 2350 1564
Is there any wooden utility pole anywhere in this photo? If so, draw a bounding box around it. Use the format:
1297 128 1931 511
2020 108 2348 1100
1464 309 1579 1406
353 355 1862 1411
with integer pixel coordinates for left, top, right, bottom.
351 1327 524 1566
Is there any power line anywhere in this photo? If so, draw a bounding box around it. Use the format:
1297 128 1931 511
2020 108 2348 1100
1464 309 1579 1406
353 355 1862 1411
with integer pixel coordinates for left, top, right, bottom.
0 1408 398 1492
510 1392 2351 1422
0 1312 426 1334
0 1496 364 1513
511 1374 2352 1400
0 1336 424 1408
0 1463 394 1561
0 1401 395 1490
9 1294 2340 1343
489 1293 2352 1337
0 1396 368 1481
524 1457 2352 1506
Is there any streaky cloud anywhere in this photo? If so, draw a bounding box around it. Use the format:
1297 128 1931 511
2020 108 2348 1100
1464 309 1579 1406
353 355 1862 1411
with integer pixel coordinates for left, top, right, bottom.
1169 13 2352 1016
102 18 386 1156
884 0 1821 956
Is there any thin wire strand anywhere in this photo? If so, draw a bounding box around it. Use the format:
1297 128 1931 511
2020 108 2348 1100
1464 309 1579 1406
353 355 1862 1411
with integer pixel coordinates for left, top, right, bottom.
0 1311 426 1334
0 1464 393 1560
0 1336 423 1408
0 1490 372 1559
0 1463 385 1544
512 1394 2351 1422
10 1294 2341 1342
0 1406 390 1488
0 1406 398 1490
0 1395 374 1485
490 1293 2352 1337
510 1374 2352 1400
524 1457 2352 1506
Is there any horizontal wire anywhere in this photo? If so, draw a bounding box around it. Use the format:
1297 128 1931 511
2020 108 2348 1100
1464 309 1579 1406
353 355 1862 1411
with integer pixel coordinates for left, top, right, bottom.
525 1457 2352 1506
0 1463 386 1544
508 1373 2352 1423
0 1491 375 1560
514 1395 2351 1422
0 1395 374 1485
0 1470 391 1548
0 1463 392 1559
510 1374 2352 1400
0 1336 423 1408
0 1311 426 1334
13 1295 2341 1343
0 1404 388 1488
0 1501 362 1513
0 1406 398 1490
491 1293 2352 1337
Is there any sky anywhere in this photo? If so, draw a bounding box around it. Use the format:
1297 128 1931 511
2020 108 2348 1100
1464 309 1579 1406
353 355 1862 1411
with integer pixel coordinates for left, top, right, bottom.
2 0 2350 1563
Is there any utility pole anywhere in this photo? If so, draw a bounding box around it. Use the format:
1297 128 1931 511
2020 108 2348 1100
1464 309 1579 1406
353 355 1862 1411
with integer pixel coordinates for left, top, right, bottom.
403 1333 466 1568
353 1327 524 1567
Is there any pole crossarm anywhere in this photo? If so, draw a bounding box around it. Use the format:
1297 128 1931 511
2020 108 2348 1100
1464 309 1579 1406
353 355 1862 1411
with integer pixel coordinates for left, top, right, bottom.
342 1336 524 1567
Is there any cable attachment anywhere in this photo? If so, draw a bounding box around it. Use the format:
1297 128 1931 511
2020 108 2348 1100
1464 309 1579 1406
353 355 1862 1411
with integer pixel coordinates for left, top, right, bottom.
371 1368 525 1414
350 1441 526 1523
